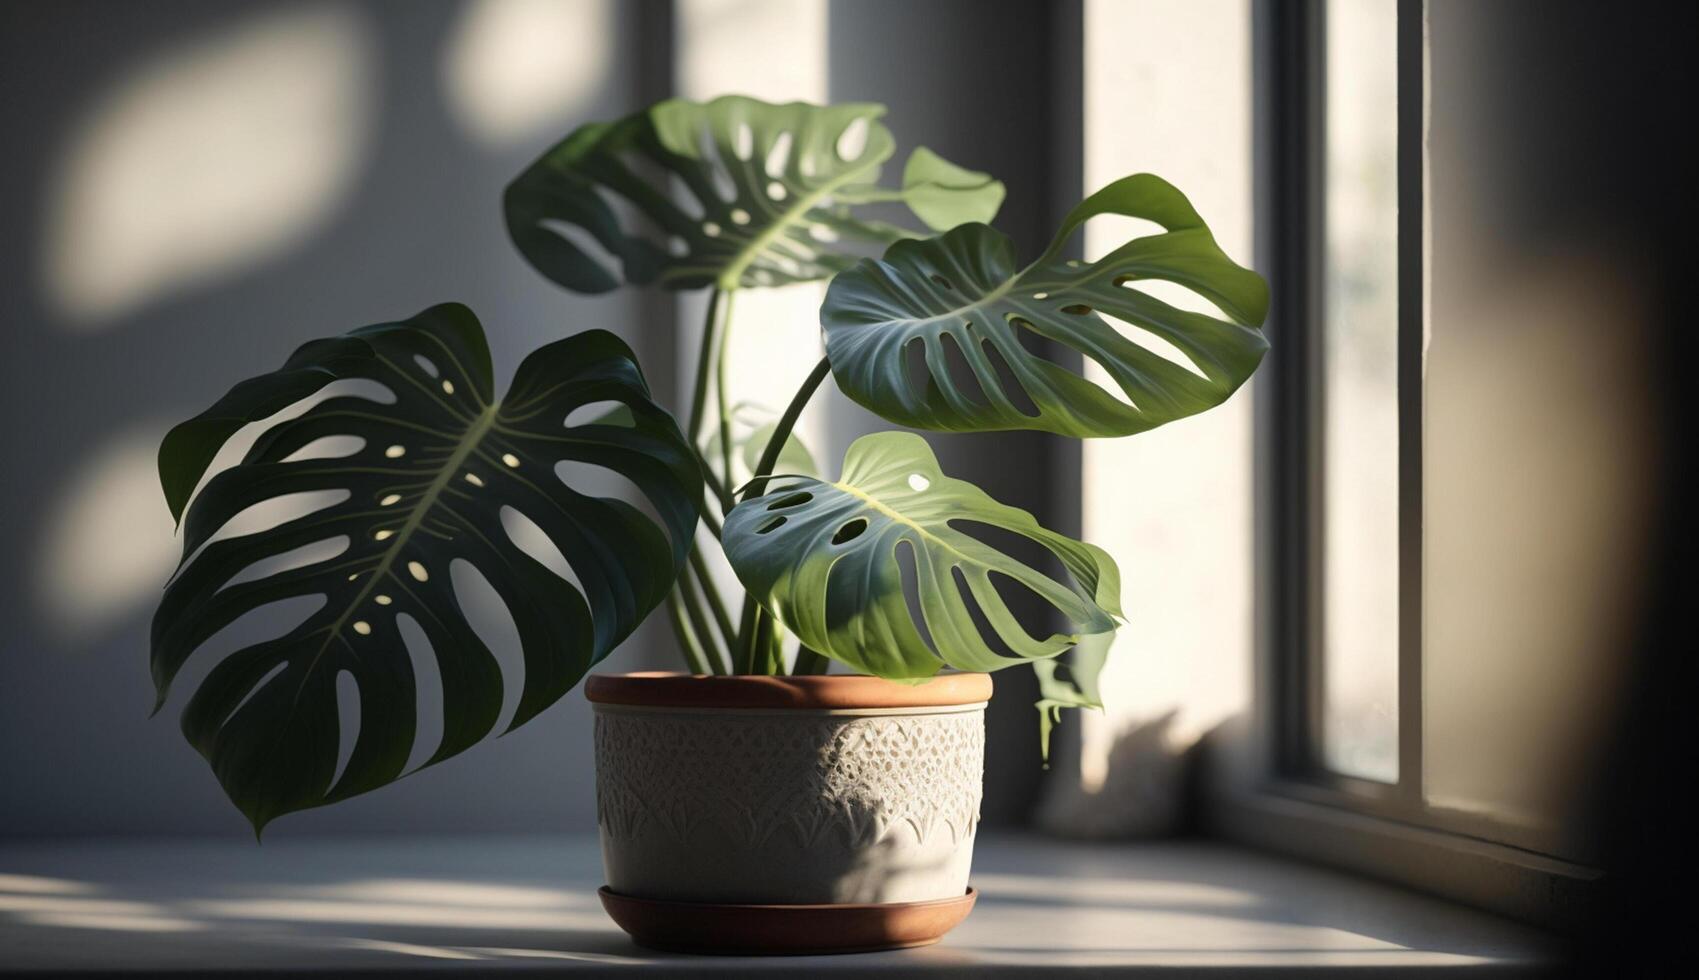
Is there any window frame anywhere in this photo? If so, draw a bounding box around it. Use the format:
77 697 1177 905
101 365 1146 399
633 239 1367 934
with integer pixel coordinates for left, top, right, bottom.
1212 0 1601 929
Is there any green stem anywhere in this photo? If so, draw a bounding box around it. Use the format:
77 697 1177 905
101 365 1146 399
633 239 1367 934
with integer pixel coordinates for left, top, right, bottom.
688 548 739 654
715 289 737 495
664 589 711 675
793 646 831 675
735 354 833 673
685 288 725 443
742 356 831 501
677 570 728 675
693 445 734 519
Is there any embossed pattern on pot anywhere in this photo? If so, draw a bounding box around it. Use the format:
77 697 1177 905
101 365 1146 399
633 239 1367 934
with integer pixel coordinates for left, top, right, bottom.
593 704 985 905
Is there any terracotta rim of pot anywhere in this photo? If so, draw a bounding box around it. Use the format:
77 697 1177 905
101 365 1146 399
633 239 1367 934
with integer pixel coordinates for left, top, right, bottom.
584 671 992 710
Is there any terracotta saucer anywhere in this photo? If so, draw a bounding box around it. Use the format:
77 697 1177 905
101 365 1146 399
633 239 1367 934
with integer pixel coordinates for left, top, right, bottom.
598 886 978 955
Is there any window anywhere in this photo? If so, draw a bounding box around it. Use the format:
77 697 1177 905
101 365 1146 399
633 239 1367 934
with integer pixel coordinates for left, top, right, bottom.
1239 0 1619 923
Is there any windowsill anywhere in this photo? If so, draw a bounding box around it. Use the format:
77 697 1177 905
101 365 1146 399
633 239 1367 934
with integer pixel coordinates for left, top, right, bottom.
0 832 1552 975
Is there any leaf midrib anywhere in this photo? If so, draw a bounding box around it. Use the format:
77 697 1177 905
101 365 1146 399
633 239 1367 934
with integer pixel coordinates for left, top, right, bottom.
296 403 501 701
717 160 883 290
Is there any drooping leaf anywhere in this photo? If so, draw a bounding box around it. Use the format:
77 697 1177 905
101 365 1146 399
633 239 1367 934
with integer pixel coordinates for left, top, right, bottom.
152 304 699 833
1033 632 1111 761
901 146 1005 232
504 95 1004 294
722 431 1121 679
821 173 1270 438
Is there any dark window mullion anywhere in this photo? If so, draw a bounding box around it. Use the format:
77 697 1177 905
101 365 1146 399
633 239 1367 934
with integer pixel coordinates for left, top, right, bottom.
1395 0 1426 808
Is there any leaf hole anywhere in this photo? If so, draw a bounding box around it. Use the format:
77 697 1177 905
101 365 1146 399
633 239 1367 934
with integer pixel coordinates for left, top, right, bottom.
1097 310 1212 381
894 539 938 656
981 338 1041 418
280 434 365 463
930 274 954 291
937 332 990 407
555 459 671 552
732 122 754 160
564 399 633 428
949 519 1070 589
1060 303 1093 315
501 506 587 593
396 614 444 774
329 670 360 793
987 569 1061 645
766 491 813 511
537 218 620 286
756 515 787 535
413 354 440 378
835 117 870 161
950 566 1023 660
450 559 526 737
219 662 289 731
764 131 793 177
696 123 739 203
832 518 868 545
204 489 351 547
219 535 350 592
1116 275 1237 325
669 175 706 221
903 337 931 399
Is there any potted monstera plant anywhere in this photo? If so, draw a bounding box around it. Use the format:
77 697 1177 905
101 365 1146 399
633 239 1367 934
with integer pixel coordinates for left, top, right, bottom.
151 96 1266 954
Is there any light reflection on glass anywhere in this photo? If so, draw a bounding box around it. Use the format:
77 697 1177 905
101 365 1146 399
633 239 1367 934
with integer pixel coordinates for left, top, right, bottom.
1320 0 1401 782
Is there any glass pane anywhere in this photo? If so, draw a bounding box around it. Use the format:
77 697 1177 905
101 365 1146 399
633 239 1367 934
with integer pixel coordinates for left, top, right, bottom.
1320 0 1400 782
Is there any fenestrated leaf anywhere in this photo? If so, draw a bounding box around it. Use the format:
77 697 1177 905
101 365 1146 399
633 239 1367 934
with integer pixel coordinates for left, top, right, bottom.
821 173 1270 438
722 431 1121 679
151 304 699 833
504 95 1004 294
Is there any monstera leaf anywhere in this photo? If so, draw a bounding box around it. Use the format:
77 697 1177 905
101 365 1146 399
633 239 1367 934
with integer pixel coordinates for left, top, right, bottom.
152 304 699 833
505 95 1004 294
821 174 1270 438
722 432 1121 678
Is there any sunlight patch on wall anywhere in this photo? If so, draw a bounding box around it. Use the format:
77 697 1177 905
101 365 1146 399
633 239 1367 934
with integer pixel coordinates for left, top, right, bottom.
35 422 178 643
441 0 612 147
1047 0 1254 834
43 5 374 326
677 0 827 102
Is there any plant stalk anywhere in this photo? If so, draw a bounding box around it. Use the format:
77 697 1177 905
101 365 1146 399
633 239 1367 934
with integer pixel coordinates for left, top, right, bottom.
688 548 739 654
685 288 724 443
671 287 739 673
715 289 737 496
664 590 711 675
743 356 831 500
677 570 728 674
735 354 833 672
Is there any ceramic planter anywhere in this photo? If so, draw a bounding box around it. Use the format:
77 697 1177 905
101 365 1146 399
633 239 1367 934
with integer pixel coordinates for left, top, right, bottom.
585 671 990 953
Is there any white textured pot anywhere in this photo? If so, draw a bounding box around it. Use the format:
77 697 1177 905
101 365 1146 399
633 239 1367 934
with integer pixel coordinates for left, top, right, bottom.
586 672 989 909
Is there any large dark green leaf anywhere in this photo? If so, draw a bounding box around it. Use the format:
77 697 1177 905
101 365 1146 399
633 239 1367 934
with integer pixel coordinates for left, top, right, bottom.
504 95 1003 294
722 432 1121 679
821 174 1270 437
152 304 699 833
